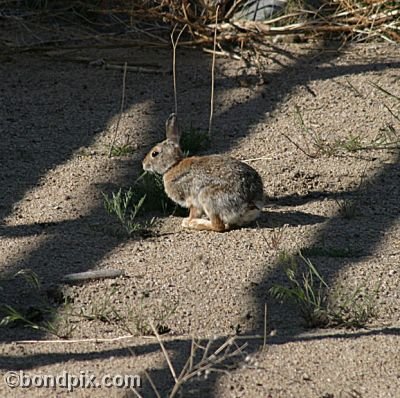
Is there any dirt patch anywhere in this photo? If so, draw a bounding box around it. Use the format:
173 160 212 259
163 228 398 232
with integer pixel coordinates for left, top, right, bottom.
0 38 399 397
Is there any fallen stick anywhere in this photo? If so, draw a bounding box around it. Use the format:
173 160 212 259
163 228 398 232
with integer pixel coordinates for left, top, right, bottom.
104 63 168 74
61 269 125 283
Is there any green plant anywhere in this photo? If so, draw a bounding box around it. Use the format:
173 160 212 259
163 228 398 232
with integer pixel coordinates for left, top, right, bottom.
103 170 188 234
0 268 178 339
339 134 364 152
327 283 380 328
180 126 210 156
0 269 76 338
260 226 286 251
110 144 136 157
270 252 378 328
134 172 175 214
335 198 359 219
67 284 177 337
270 253 330 327
103 188 146 235
77 285 119 324
287 97 400 158
1 307 77 339
277 250 297 266
13 268 41 289
294 105 331 157
120 298 176 336
0 304 49 330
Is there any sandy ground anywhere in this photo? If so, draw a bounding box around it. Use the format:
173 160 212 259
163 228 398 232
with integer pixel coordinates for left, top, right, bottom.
0 30 399 398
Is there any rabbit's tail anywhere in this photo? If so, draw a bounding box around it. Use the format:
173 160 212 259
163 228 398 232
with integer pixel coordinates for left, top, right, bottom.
226 203 262 227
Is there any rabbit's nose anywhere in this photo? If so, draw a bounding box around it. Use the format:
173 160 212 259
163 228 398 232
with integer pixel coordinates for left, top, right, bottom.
142 159 151 172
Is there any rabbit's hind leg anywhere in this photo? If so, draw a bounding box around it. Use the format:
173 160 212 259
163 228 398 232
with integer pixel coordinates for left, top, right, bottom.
189 215 226 232
182 209 226 232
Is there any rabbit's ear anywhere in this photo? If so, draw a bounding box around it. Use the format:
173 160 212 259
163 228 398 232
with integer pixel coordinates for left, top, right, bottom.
165 113 181 144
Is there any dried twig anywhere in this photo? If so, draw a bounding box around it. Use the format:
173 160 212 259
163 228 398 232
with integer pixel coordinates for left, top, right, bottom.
281 132 316 159
61 269 125 283
108 62 128 158
170 24 187 115
263 302 268 351
126 346 161 398
3 0 399 53
208 3 220 138
104 64 167 73
15 334 152 344
149 322 178 384
242 156 273 163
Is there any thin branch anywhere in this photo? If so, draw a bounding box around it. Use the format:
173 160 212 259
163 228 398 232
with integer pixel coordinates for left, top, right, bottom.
281 132 317 159
15 334 157 344
150 322 178 384
108 62 128 158
130 387 144 398
208 4 220 138
143 369 161 398
263 302 268 351
127 346 161 398
242 156 273 163
62 269 125 283
171 24 187 115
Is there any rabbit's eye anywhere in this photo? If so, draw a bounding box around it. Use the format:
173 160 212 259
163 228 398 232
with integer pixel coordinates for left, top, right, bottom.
151 150 160 158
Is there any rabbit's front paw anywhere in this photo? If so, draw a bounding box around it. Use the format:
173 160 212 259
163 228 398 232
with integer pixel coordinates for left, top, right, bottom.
181 217 190 228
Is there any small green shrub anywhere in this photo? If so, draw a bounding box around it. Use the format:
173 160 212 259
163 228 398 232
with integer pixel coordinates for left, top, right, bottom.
110 144 136 157
103 188 146 235
0 270 76 338
180 126 210 155
133 172 174 213
270 252 378 328
335 198 359 219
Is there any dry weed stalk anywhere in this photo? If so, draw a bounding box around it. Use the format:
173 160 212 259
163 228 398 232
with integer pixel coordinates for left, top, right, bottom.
3 0 398 55
263 302 268 351
149 322 247 398
89 0 399 44
108 61 128 158
208 2 220 138
261 226 286 251
171 24 187 115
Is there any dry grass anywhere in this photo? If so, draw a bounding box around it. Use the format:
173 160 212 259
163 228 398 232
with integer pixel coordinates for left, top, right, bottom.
270 252 380 328
1 0 398 55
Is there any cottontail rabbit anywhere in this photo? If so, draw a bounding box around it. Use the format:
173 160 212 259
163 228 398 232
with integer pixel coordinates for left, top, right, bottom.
143 114 264 232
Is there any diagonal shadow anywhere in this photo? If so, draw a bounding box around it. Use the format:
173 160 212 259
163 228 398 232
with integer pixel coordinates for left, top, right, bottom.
3 326 400 371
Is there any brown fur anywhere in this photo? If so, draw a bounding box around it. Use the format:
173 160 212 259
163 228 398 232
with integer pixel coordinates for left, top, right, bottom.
142 114 264 232
163 157 199 190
